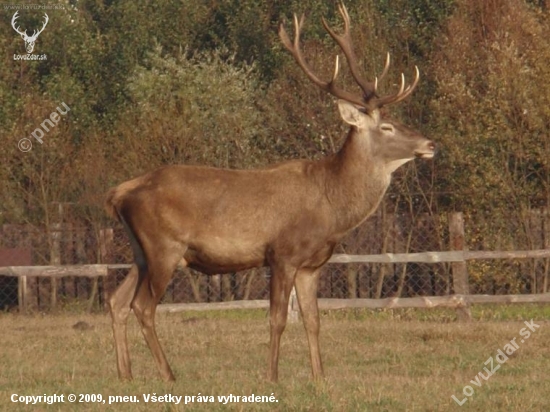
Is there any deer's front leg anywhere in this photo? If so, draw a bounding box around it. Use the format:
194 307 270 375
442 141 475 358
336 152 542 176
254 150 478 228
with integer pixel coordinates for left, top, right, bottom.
294 267 324 380
267 261 296 382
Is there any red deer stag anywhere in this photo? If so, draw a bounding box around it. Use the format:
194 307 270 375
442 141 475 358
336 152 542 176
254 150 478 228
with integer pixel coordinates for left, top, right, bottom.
105 2 435 383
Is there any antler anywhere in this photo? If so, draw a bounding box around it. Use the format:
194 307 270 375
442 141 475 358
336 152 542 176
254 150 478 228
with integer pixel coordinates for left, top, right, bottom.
11 12 49 40
11 11 28 37
321 3 389 101
31 13 49 40
279 14 366 108
280 2 420 110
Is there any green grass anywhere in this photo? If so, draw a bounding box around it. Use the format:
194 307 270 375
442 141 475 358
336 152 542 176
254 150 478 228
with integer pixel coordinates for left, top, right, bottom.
1 305 549 411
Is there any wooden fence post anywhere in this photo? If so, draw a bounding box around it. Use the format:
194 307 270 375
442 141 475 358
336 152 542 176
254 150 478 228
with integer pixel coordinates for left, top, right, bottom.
0 246 33 312
18 275 27 313
62 222 76 298
74 228 87 298
50 222 61 309
98 228 114 309
449 212 472 321
543 207 549 293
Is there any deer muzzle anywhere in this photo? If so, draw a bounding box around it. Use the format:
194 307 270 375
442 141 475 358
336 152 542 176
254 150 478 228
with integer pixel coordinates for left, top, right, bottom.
414 140 436 159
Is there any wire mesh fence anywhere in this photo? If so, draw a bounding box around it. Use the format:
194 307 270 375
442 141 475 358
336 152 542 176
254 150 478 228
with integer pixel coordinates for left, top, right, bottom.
0 206 549 312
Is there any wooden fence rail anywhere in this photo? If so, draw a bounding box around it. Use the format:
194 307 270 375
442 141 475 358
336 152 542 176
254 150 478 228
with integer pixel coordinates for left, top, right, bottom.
2 249 550 277
158 293 550 313
2 248 550 319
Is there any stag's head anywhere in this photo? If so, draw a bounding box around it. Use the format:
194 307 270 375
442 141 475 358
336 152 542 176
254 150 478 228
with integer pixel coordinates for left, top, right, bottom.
279 3 435 169
12 11 49 54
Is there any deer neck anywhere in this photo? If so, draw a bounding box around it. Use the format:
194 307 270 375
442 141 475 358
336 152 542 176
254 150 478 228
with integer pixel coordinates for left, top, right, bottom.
325 128 391 232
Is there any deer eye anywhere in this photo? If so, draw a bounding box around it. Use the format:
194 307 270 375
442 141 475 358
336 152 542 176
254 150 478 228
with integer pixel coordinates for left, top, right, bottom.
380 124 395 133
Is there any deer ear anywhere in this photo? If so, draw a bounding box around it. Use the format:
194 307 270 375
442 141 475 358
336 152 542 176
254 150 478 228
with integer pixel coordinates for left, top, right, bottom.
337 100 364 126
337 100 380 127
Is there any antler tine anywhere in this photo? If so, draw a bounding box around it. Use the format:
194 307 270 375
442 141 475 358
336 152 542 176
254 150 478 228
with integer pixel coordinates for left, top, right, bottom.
379 53 391 84
374 66 420 108
404 65 421 95
278 14 325 88
280 3 420 110
279 13 366 107
373 54 391 95
331 55 340 83
321 3 376 100
397 74 406 95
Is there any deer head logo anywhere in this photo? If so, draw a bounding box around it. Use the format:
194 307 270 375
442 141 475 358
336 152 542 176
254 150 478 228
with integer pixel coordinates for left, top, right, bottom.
11 11 49 54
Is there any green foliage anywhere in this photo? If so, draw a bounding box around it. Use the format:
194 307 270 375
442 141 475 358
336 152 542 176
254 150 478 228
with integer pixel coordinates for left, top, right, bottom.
117 45 269 170
376 0 455 57
1 0 549 276
429 0 550 227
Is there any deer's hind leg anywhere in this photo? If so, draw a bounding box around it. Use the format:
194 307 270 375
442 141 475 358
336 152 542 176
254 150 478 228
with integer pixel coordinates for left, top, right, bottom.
108 263 140 380
131 246 185 382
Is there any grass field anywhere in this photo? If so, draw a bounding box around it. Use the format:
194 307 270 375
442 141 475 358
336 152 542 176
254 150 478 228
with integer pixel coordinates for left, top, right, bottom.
1 305 549 411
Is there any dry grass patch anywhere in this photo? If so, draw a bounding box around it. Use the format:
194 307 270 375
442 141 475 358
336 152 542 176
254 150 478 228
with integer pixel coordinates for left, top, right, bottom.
0 306 549 411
